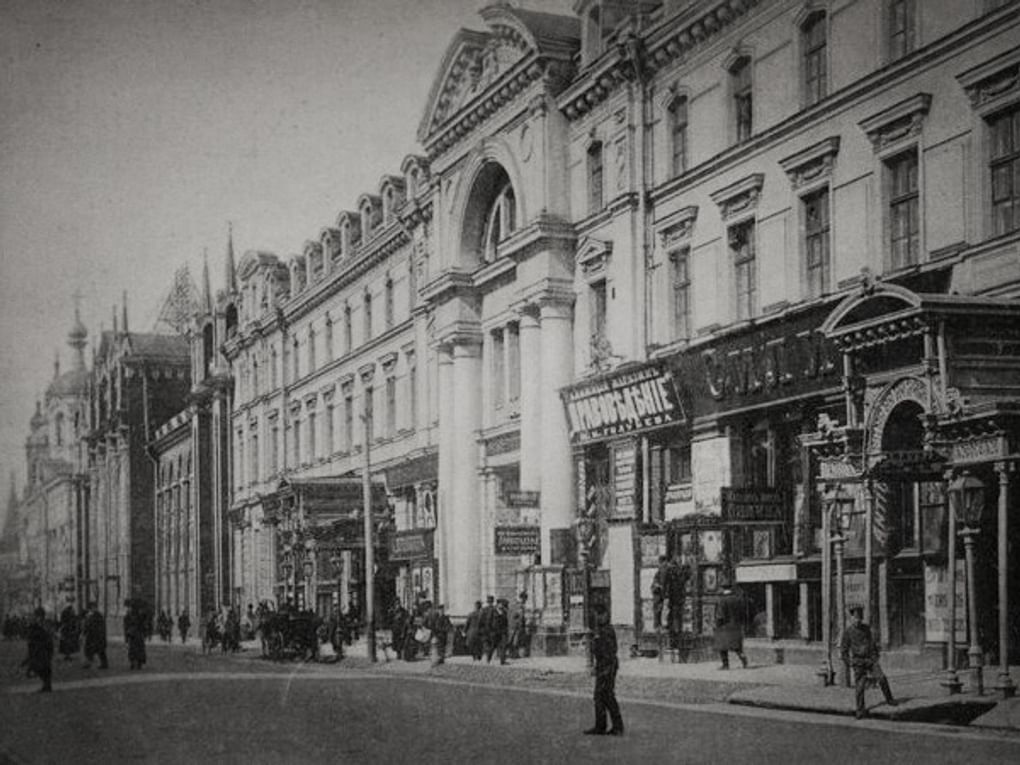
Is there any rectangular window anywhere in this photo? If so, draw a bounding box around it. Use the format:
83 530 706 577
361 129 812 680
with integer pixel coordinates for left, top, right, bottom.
270 348 278 389
591 280 608 343
802 13 827 106
250 432 259 483
385 279 395 330
308 411 317 460
670 98 688 177
326 403 335 454
990 106 1020 236
270 422 279 473
408 362 418 430
292 339 299 382
670 248 691 340
364 387 374 443
492 328 505 409
667 443 692 484
344 307 353 354
364 294 373 342
344 393 354 450
507 322 520 404
292 419 301 465
588 142 604 214
308 329 316 372
386 377 396 436
325 320 334 362
888 150 920 268
732 57 753 143
804 188 831 297
730 220 757 321
889 0 916 59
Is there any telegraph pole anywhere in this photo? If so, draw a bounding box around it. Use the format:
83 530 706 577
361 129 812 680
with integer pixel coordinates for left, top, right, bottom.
362 406 376 663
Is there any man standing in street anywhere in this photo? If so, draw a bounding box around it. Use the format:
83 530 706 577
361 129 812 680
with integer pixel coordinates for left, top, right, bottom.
714 583 749 670
427 603 453 666
487 598 510 665
584 604 623 736
479 595 495 662
841 605 897 719
465 600 483 661
177 610 191 644
22 607 54 693
509 591 530 659
82 602 108 669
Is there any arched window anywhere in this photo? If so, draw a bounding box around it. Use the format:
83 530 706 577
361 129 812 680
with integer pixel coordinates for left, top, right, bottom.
482 179 516 262
668 97 688 177
364 291 373 342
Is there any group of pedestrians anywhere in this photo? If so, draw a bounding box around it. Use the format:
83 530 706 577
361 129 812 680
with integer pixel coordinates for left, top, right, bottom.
463 591 531 664
17 601 109 692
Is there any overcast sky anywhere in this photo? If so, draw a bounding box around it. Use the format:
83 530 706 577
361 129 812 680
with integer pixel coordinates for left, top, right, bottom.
0 0 573 524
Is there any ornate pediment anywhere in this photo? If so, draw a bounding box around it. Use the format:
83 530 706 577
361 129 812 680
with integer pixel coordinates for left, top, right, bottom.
576 236 612 279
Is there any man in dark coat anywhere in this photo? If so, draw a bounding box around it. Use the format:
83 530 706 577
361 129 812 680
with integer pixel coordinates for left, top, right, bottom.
509 591 531 659
841 606 897 719
426 603 453 666
479 595 495 660
486 599 509 665
464 600 483 661
584 604 623 735
714 584 748 669
22 607 54 693
124 600 147 670
177 610 191 644
58 603 80 661
82 602 108 669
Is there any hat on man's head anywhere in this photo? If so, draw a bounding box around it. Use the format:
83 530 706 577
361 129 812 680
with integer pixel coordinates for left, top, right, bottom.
849 606 864 618
486 595 494 604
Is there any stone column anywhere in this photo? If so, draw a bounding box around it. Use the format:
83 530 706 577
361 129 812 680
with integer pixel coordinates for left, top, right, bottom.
443 340 482 614
435 346 455 609
518 308 542 492
538 300 574 566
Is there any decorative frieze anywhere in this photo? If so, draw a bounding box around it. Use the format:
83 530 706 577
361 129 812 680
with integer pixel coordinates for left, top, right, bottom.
657 206 698 249
957 47 1020 114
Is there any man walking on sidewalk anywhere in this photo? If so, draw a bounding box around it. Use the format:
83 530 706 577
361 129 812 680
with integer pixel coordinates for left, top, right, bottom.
81 602 108 669
714 584 748 670
841 606 897 719
584 604 623 736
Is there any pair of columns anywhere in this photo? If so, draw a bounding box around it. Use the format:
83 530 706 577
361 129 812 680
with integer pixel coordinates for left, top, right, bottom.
436 299 574 615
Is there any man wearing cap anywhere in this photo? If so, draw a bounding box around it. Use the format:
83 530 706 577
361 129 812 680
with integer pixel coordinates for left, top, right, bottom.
840 605 897 719
714 583 749 670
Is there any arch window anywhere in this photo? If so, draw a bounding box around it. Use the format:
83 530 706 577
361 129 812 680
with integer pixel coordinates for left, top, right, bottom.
482 182 517 262
730 56 753 143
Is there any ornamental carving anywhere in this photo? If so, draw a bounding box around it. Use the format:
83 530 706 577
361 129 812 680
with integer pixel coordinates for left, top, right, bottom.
778 136 840 189
866 376 928 454
957 47 1020 112
858 93 932 152
576 236 612 279
709 173 764 221
658 206 698 248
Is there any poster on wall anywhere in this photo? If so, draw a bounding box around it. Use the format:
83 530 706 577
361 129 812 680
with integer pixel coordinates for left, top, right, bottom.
612 442 637 519
925 560 967 643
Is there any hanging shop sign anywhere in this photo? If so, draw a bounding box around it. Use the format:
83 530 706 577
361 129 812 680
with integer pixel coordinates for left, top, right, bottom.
505 490 541 508
720 487 787 524
562 363 683 444
389 530 434 562
613 442 638 519
494 525 541 555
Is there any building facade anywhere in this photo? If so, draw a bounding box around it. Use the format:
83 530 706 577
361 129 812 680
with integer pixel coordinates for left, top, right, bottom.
82 304 191 628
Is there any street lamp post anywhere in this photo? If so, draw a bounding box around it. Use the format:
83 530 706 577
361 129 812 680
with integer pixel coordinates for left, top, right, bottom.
822 485 853 687
574 515 594 670
950 472 985 696
281 543 294 608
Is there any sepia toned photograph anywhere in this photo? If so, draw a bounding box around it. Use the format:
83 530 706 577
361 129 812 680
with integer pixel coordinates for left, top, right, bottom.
2 1 1020 762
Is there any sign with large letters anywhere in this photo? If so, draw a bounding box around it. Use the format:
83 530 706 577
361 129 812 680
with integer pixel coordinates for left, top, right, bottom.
561 363 684 444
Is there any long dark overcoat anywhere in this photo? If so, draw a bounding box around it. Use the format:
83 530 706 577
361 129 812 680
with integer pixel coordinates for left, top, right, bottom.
713 590 747 652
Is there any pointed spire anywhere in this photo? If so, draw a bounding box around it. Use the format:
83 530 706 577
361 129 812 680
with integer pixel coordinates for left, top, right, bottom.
224 222 237 293
202 248 213 313
122 290 129 335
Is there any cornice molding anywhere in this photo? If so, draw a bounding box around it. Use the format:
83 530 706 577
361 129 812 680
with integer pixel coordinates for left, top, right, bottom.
656 205 699 248
956 45 1020 115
